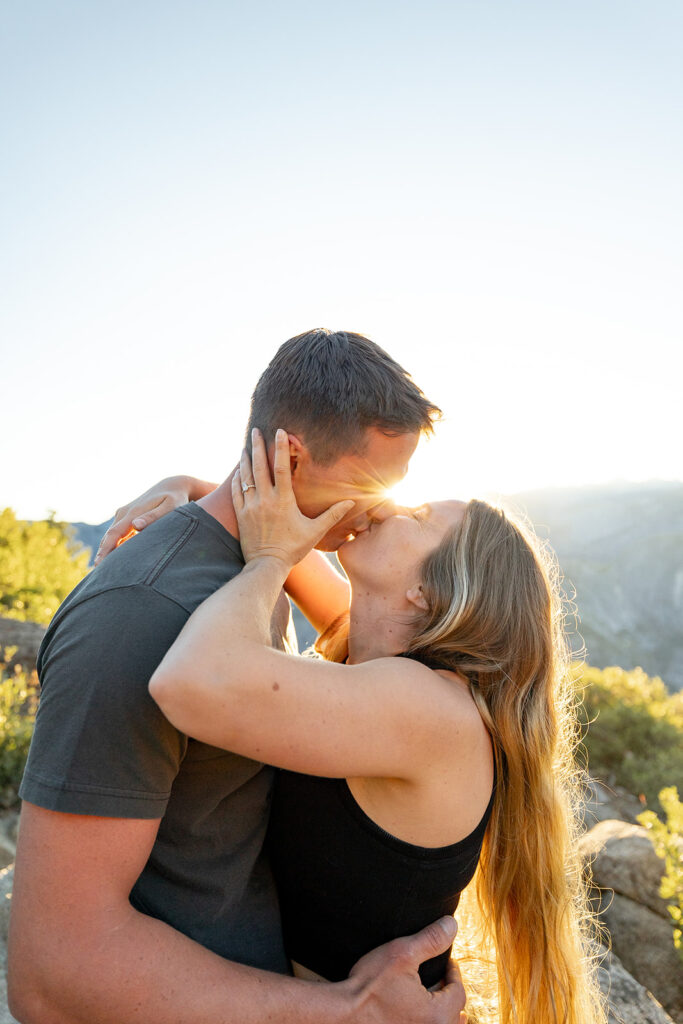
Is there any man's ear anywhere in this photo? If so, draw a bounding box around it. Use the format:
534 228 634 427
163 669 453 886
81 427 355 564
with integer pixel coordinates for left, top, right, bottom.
287 433 305 475
406 584 429 611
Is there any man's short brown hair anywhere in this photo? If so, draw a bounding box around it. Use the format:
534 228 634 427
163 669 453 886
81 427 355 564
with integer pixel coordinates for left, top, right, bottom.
246 328 441 464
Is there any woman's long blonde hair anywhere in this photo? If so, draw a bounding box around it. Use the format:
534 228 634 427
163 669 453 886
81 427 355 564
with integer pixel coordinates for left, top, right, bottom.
317 500 606 1024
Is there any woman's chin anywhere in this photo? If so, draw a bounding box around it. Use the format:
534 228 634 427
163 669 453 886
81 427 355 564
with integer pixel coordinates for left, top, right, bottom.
337 533 362 568
314 525 358 552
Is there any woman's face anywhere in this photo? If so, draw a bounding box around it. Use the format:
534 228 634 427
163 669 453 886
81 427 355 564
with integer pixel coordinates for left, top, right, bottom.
338 499 467 596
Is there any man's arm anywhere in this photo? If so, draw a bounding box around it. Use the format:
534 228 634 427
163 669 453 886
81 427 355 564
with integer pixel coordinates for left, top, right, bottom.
8 804 466 1024
283 549 350 634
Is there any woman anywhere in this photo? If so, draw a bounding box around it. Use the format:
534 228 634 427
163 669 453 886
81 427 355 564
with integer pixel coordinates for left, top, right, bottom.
108 430 606 1024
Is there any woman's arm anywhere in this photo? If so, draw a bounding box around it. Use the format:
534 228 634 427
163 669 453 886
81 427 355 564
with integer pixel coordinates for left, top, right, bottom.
149 431 461 782
149 555 452 780
95 475 218 564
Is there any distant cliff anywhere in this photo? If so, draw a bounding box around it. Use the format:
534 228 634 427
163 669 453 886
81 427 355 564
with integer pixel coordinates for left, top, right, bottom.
509 482 683 692
70 481 683 691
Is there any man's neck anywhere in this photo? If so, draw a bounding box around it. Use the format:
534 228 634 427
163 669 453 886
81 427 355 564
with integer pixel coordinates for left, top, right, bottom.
196 466 240 539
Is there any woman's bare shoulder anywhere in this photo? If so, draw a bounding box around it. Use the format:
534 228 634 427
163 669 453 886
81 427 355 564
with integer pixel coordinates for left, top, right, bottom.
355 655 493 772
367 656 484 728
350 660 495 846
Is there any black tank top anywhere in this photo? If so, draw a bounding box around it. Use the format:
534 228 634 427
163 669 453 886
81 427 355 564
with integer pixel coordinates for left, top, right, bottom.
267 655 495 988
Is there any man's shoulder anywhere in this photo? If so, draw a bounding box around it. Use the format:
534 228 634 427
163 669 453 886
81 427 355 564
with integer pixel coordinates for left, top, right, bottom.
66 504 241 609
38 504 245 672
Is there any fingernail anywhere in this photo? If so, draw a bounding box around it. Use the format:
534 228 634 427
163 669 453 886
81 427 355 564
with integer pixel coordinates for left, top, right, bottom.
438 916 457 940
276 428 285 440
132 518 145 528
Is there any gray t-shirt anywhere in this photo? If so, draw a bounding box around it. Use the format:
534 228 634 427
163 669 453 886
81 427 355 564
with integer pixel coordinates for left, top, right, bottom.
20 502 289 973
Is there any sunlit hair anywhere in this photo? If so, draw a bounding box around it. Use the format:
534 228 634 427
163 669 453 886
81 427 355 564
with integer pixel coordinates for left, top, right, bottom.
246 328 441 464
317 500 606 1024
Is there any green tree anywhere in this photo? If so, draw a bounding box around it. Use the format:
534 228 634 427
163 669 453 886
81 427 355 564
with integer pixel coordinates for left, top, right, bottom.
575 663 683 814
0 508 90 625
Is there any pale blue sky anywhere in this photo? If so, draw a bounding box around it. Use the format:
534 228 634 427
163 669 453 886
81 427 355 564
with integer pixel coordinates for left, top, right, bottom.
2 1 681 522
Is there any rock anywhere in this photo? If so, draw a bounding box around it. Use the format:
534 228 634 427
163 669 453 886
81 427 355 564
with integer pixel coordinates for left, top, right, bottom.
579 818 670 918
0 865 13 946
0 843 13 873
0 616 46 674
596 891 683 1021
0 813 19 851
0 975 19 1024
6 817 18 849
0 813 19 873
0 866 19 1023
580 779 648 831
597 943 676 1023
579 820 682 1019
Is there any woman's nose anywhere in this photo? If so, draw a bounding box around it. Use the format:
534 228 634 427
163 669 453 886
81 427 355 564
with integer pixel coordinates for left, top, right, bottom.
369 498 407 523
370 502 393 523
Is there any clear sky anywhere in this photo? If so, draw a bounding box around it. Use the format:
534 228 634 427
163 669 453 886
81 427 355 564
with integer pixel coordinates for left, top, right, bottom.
2 1 681 523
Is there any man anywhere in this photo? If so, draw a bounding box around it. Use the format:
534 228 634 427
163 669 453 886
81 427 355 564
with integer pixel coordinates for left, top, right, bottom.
8 330 467 1024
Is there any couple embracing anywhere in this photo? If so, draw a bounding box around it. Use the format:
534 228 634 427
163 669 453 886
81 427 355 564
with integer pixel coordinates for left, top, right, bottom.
8 330 605 1024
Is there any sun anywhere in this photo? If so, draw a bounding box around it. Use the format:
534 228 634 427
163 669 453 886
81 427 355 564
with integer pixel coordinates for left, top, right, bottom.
388 443 460 508
386 424 500 509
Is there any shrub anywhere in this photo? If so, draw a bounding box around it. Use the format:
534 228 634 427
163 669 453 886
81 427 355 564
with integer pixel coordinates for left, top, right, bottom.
0 648 38 806
638 787 683 963
574 664 683 815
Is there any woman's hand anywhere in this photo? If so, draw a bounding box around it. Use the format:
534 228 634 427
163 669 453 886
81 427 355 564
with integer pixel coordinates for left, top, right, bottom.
233 429 354 570
94 475 217 565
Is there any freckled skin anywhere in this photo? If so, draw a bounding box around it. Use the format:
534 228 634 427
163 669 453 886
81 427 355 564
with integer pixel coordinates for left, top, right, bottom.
272 683 280 691
339 500 467 599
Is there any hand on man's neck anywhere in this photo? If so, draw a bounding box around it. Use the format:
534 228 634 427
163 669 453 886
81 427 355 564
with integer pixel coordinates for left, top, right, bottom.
197 467 240 540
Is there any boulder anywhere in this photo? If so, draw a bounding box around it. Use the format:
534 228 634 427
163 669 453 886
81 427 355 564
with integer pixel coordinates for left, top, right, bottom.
596 892 683 1022
0 841 13 873
0 617 46 673
597 943 676 1023
1 866 19 1023
0 974 19 1024
0 814 18 877
578 820 682 1019
580 778 649 831
0 813 19 853
579 818 670 918
0 865 12 946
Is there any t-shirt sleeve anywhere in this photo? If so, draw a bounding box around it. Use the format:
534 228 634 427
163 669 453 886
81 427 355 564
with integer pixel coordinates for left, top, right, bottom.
20 585 189 818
